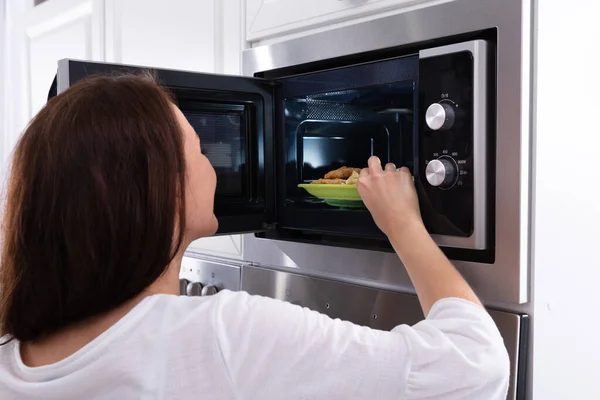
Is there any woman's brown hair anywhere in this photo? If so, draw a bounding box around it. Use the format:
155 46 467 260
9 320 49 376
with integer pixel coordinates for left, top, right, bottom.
0 72 187 342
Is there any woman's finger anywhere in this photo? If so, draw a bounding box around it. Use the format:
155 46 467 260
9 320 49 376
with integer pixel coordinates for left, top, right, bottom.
359 167 370 178
384 162 396 172
367 156 383 173
397 166 414 181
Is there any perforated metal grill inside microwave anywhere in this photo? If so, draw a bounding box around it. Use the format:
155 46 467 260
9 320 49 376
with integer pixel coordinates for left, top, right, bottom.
304 100 377 121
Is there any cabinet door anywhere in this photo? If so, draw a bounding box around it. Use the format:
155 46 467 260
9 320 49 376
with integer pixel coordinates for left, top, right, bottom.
246 0 432 42
25 0 104 119
2 0 102 183
104 0 217 73
55 59 276 235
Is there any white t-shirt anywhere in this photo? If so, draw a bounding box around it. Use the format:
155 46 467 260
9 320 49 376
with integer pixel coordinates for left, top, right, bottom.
0 290 509 399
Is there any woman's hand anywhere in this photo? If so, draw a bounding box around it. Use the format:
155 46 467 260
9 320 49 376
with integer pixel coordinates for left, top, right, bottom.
358 156 485 318
357 156 422 238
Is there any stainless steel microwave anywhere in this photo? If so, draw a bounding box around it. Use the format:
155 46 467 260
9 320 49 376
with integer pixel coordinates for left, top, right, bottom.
50 0 531 306
50 0 531 283
52 37 494 259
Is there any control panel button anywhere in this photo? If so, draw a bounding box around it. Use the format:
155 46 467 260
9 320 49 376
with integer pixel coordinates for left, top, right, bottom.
186 281 203 296
201 285 218 296
425 158 458 188
425 102 456 131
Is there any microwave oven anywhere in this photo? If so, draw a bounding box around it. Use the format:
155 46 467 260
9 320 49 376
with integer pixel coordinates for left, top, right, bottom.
52 34 495 263
50 0 532 307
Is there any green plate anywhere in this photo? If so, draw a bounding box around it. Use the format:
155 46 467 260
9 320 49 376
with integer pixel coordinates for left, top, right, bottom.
297 183 361 200
323 199 366 209
297 183 365 209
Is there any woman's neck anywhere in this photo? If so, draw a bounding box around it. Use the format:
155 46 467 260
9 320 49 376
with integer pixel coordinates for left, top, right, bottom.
20 254 184 368
145 252 184 296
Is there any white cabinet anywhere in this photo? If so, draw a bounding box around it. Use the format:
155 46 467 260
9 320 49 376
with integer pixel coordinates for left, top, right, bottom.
104 0 244 75
24 0 104 118
2 0 101 186
246 0 433 42
222 0 245 74
104 0 216 72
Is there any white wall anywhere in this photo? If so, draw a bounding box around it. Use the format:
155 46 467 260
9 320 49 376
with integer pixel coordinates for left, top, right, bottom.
532 1 600 398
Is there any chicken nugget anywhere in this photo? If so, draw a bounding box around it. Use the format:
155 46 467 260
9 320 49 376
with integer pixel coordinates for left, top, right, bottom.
324 167 362 179
310 178 346 184
345 171 360 185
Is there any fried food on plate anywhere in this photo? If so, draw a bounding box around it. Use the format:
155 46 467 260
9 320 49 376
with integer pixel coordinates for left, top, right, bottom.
345 171 360 184
311 178 347 184
309 165 364 185
324 166 362 180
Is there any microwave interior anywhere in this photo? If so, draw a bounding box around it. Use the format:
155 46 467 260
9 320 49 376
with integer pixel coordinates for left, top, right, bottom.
285 82 415 201
274 56 419 241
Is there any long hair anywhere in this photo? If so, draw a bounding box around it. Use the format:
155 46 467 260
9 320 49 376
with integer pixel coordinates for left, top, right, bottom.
0 72 187 342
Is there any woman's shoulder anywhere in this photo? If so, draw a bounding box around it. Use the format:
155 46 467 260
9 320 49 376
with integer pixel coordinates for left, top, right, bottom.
145 290 263 322
166 289 320 333
153 289 251 309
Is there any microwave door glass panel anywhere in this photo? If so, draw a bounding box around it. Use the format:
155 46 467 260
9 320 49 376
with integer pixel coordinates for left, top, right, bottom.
173 88 268 222
185 111 245 197
56 59 275 235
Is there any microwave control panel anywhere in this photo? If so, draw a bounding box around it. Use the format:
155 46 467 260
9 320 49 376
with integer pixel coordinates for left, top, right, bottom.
417 40 488 250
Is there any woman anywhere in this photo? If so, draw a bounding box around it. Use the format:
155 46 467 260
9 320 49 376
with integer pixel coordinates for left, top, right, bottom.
0 73 509 399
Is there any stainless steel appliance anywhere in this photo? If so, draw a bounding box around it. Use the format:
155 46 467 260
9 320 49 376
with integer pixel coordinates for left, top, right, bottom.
52 0 533 398
234 0 532 307
55 37 492 256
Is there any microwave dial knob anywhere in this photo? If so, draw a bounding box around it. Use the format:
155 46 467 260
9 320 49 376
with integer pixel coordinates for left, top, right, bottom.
425 103 455 131
425 158 458 188
201 285 218 296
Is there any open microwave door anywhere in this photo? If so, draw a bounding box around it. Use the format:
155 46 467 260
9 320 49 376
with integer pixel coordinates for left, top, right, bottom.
53 59 276 235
